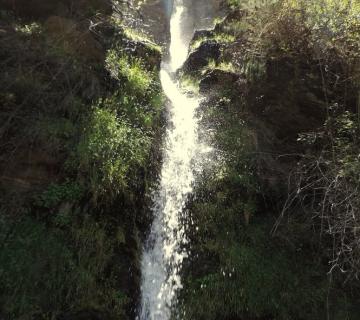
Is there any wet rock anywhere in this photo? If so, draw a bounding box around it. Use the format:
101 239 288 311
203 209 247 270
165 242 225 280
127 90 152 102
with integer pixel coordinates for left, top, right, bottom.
183 41 221 74
138 0 169 45
185 0 226 29
199 69 240 94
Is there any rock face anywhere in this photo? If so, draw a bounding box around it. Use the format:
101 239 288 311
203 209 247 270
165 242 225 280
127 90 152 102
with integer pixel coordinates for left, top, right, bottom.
181 0 226 29
249 58 326 143
136 0 225 46
183 41 221 73
200 69 240 94
138 0 169 45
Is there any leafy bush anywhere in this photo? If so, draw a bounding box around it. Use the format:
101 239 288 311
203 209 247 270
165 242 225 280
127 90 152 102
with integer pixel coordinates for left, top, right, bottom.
223 0 359 79
205 59 237 74
191 32 235 50
75 107 151 198
35 181 84 209
106 49 153 94
100 89 163 132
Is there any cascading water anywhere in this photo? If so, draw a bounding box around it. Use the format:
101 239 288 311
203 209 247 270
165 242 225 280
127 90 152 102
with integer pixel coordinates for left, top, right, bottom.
138 1 208 319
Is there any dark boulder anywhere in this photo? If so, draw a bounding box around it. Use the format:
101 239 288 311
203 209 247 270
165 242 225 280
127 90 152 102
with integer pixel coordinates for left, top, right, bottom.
183 40 221 74
200 69 240 94
138 0 169 45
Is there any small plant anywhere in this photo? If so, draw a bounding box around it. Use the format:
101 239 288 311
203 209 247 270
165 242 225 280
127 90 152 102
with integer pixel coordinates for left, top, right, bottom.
191 33 235 51
180 74 200 93
123 27 161 52
241 56 266 82
205 59 237 74
14 22 42 35
106 49 153 93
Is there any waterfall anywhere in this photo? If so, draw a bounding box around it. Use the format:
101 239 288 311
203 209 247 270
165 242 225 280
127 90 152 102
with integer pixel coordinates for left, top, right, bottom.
138 0 207 319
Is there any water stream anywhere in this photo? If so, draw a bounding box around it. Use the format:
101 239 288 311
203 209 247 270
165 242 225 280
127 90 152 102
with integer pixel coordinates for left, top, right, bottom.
138 1 206 319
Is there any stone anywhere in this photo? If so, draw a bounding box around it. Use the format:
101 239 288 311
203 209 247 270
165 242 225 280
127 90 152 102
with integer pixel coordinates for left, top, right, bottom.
183 40 221 74
199 69 240 94
138 0 169 45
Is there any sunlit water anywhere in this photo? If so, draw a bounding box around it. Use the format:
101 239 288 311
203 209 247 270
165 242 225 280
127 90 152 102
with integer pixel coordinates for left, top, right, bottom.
138 1 209 319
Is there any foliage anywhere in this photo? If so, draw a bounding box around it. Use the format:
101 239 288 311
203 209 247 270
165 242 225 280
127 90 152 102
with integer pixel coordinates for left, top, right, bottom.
180 99 328 317
13 22 42 35
179 74 200 94
0 6 163 319
106 49 154 94
191 32 235 50
35 181 84 209
122 27 161 52
222 0 360 85
179 0 360 318
0 214 128 319
74 107 151 198
180 101 359 318
278 111 360 278
31 117 77 152
100 88 163 132
181 223 327 320
204 59 237 74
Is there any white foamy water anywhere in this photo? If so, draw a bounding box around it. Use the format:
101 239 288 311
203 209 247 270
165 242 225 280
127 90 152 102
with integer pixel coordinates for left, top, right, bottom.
138 1 207 319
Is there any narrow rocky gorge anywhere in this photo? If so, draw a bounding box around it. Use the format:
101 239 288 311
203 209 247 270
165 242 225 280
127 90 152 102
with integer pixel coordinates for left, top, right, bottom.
0 0 360 319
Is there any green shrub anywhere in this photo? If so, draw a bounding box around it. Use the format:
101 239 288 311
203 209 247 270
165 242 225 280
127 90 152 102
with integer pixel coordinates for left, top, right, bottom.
35 181 84 209
106 49 153 94
101 89 163 132
74 107 151 198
